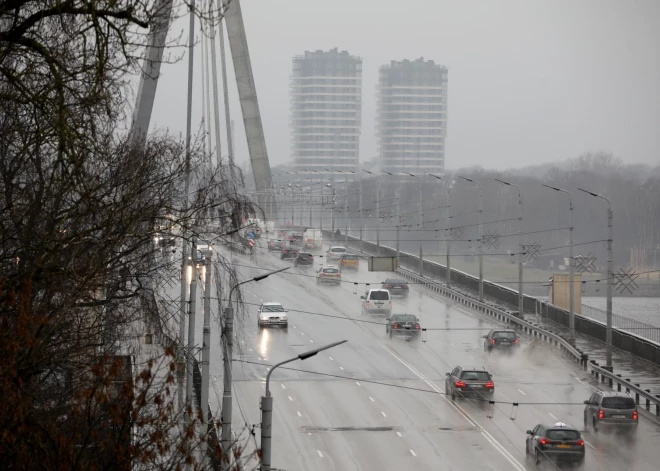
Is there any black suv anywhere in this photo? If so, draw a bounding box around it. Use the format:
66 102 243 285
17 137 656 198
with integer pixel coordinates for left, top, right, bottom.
445 366 494 399
526 422 585 466
483 329 519 352
385 314 420 339
294 252 314 268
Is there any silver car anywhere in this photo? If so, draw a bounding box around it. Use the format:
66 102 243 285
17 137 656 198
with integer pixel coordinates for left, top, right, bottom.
257 302 288 329
584 391 638 433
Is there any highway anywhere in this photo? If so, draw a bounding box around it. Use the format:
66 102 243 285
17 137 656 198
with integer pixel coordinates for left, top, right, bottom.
172 241 660 470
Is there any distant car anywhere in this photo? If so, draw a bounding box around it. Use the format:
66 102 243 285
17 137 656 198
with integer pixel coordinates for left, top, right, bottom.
196 240 213 257
267 239 284 251
361 289 392 316
317 265 341 285
277 229 288 238
154 233 176 248
339 253 359 271
483 329 520 352
584 391 638 433
280 247 299 260
188 249 206 267
445 366 494 399
385 314 420 339
381 278 409 298
257 302 288 329
289 232 304 247
526 422 585 466
294 252 314 268
327 246 347 261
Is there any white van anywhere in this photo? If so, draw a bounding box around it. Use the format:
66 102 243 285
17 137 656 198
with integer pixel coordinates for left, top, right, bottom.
360 289 392 315
303 228 323 250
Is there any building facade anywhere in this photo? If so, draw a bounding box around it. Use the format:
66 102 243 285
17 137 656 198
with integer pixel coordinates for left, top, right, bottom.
290 49 362 179
376 58 448 174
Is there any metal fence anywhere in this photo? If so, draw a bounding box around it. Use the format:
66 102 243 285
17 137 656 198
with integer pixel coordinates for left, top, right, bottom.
581 304 660 345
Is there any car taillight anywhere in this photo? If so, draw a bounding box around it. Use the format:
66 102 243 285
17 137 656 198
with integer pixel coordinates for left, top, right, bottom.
455 380 466 388
402 285 408 289
577 439 585 447
485 381 494 389
365 302 370 306
388 302 392 307
633 411 638 420
393 323 399 329
415 324 420 329
598 409 604 419
320 273 325 276
514 339 519 344
490 338 496 344
386 284 393 288
539 438 552 446
336 273 341 277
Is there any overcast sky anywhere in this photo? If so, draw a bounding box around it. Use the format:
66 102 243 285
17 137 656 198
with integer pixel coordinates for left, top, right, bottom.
146 0 659 171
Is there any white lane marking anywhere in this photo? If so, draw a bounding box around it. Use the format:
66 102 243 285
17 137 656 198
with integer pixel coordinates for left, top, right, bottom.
329 357 334 361
301 332 305 336
431 332 437 336
310 340 314 343
356 381 361 386
410 450 417 457
249 348 252 351
241 340 245 343
548 413 558 420
253 294 257 298
584 441 596 450
339 366 344 370
266 367 270 371
396 431 402 437
281 384 286 389
575 377 583 383
317 450 324 458
449 343 455 347
382 345 526 471
297 411 302 417
518 389 526 396
288 396 293 401
258 357 262 360
381 411 387 417
293 325 297 329
308 432 312 435
369 397 375 402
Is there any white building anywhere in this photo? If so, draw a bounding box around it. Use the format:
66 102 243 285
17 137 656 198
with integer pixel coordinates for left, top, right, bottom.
290 49 362 180
376 58 448 174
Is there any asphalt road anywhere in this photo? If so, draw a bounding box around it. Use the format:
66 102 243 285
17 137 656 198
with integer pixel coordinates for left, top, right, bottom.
166 241 660 470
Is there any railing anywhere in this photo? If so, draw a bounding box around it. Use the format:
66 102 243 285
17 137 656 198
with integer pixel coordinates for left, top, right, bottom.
581 304 660 345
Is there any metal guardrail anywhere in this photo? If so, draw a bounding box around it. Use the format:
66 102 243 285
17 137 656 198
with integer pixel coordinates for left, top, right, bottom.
581 303 660 344
393 266 660 418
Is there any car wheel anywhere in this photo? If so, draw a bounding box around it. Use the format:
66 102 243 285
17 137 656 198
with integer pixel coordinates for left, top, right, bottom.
534 448 540 465
283 323 288 330
258 320 262 329
583 413 588 430
592 417 599 433
389 330 393 339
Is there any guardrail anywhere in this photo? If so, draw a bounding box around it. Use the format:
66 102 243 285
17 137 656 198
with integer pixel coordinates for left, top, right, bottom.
581 303 660 344
392 266 660 418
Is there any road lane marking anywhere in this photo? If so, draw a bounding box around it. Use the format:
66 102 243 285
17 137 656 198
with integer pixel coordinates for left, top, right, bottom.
249 348 252 351
258 357 262 360
381 411 387 417
584 441 596 450
575 377 583 383
369 397 374 402
356 381 361 386
317 450 324 458
293 326 297 329
410 450 417 457
281 384 286 389
301 332 305 336
288 396 293 401
329 357 333 361
396 432 402 437
518 389 526 396
382 345 526 471
548 413 558 420
266 367 270 371
310 340 314 343
339 366 344 370
297 411 302 417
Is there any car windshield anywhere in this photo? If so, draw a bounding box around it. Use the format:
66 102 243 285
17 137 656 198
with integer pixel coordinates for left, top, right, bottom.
369 291 390 300
323 268 338 273
546 429 580 440
342 255 358 260
602 397 636 409
331 247 346 253
298 253 312 259
460 371 490 381
292 235 303 239
393 315 417 322
493 331 517 339
262 304 284 312
386 279 407 285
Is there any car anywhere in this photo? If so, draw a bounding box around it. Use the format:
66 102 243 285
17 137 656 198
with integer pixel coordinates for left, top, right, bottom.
257 302 288 329
445 366 494 400
381 278 410 297
196 239 213 257
339 253 359 271
317 265 341 285
188 249 206 267
289 232 304 247
154 232 176 248
280 247 299 260
267 239 284 251
303 228 323 249
483 329 520 352
583 391 638 433
361 289 392 316
277 229 288 238
327 246 347 261
385 314 420 339
294 252 314 268
526 422 585 466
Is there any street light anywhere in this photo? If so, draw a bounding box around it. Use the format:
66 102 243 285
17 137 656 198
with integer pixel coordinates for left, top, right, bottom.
430 174 452 287
578 187 613 369
220 267 291 456
495 179 524 316
260 340 348 471
542 184 575 344
404 172 426 276
458 176 484 302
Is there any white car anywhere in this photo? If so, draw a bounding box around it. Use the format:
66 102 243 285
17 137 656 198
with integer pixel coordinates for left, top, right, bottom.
257 302 288 329
327 246 347 261
361 289 392 315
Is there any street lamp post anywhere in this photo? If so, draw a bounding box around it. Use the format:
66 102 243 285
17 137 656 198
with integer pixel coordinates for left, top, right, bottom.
404 172 425 276
495 179 524 316
430 174 452 287
220 267 290 460
543 184 575 344
260 340 347 471
578 188 613 369
458 176 484 302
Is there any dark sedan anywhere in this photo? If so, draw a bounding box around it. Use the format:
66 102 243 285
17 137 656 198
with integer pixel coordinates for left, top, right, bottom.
526 423 585 466
267 239 284 251
385 314 420 339
280 247 299 260
483 329 520 352
381 278 410 297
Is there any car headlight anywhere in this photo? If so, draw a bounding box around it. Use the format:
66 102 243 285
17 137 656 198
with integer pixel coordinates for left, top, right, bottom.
281 314 287 320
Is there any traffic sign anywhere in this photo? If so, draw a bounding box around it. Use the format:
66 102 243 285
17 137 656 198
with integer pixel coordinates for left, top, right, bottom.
249 239 255 247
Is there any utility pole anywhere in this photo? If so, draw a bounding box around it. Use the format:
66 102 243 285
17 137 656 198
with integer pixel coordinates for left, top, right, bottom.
395 188 400 266
496 179 524 316
606 203 613 368
459 176 484 301
405 173 425 275
447 185 452 288
185 238 198 435
344 178 348 246
200 257 212 460
359 175 364 252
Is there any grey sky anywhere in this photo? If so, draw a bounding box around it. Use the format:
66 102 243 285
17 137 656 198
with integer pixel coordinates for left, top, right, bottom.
147 0 659 171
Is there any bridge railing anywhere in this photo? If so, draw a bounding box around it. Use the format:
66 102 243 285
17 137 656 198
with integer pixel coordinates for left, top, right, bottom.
580 303 660 344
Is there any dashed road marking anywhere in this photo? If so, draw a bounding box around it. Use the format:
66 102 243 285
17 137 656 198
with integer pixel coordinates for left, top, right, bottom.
297 411 302 417
281 384 286 389
288 396 293 401
381 411 387 417
356 381 361 386
293 325 297 329
301 332 305 336
317 450 324 458
329 357 333 361
339 366 344 370
585 441 596 450
575 377 583 383
258 357 262 360
518 389 526 396
410 450 417 457
369 397 374 402
396 432 402 437
310 340 314 343
548 413 558 420
249 348 252 351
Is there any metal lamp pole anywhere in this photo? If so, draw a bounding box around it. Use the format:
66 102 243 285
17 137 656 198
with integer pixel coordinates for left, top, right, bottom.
543 185 575 344
220 267 290 460
404 172 425 275
458 176 483 302
260 340 347 471
578 188 613 368
430 174 452 287
495 179 524 316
